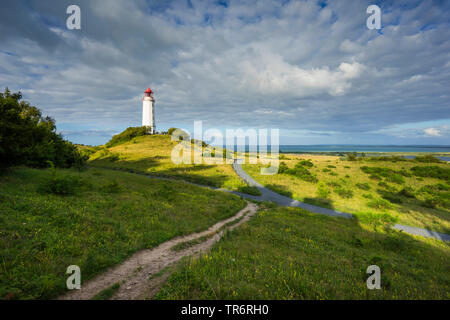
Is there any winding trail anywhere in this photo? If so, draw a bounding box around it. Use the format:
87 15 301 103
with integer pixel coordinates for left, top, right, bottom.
232 160 450 242
59 202 258 300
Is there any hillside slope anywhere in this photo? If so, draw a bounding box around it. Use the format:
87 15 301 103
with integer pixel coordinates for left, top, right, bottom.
89 134 247 190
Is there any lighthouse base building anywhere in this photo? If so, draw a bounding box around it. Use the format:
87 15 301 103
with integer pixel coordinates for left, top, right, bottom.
142 87 155 134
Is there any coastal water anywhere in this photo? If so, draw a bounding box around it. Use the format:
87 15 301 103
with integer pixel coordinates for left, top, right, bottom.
277 145 450 162
278 145 450 153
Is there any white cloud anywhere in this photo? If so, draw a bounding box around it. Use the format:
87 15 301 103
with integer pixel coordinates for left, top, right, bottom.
0 0 449 145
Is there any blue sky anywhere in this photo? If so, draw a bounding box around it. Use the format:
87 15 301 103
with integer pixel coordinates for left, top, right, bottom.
0 0 449 146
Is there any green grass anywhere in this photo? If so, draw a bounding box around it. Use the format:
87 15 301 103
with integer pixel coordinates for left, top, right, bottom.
91 282 120 300
155 206 450 300
0 166 246 299
88 135 247 191
243 154 450 233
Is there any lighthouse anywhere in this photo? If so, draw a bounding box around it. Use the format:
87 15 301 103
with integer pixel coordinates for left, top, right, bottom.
142 87 155 134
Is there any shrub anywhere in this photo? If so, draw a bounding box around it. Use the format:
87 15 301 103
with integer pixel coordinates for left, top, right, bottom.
316 182 330 199
322 168 331 173
237 185 262 196
297 159 314 168
411 166 450 180
360 166 405 184
398 187 415 198
367 198 394 209
356 182 371 190
327 165 336 168
414 155 442 163
278 161 289 174
346 153 358 161
283 162 318 183
367 155 406 162
334 187 354 199
106 127 148 147
0 88 85 170
377 190 403 204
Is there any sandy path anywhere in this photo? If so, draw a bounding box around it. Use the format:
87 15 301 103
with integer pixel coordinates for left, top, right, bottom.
59 202 258 300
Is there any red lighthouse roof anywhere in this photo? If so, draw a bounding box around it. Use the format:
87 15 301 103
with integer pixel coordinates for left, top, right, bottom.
145 88 152 93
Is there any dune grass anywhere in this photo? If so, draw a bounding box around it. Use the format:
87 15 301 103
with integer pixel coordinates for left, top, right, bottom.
242 154 450 233
155 205 450 300
0 166 246 299
88 135 247 191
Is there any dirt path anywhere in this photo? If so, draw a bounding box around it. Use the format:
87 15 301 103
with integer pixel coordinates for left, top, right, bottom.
59 202 258 300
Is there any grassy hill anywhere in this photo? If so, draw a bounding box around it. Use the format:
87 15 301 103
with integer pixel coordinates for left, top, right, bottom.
88 134 247 190
0 166 246 299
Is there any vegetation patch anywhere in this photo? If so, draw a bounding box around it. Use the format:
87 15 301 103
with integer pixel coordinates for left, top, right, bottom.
237 185 262 196
411 165 450 181
360 166 407 184
155 207 449 299
0 167 246 299
356 182 371 190
106 126 149 148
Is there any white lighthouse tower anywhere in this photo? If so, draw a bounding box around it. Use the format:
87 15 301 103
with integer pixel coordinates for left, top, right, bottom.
142 87 155 134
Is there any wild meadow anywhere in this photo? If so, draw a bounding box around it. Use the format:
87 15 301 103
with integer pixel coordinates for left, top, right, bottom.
0 166 246 299
242 154 450 233
155 204 450 300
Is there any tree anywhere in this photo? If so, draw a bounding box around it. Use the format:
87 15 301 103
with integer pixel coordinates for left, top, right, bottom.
0 87 84 170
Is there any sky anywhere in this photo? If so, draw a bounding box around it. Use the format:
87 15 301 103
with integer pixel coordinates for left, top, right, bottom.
0 0 449 146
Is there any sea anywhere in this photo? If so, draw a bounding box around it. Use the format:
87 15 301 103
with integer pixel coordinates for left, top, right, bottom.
277 145 450 161
228 145 450 161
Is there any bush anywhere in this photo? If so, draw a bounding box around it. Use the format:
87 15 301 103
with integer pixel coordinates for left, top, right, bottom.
334 187 354 199
316 182 330 199
278 161 289 174
297 159 314 168
367 155 406 162
411 165 450 180
237 185 262 196
0 88 85 170
367 198 394 210
377 190 403 204
346 153 358 161
322 168 331 173
414 155 442 163
106 127 148 147
288 165 317 183
398 187 415 198
356 182 371 190
360 166 406 184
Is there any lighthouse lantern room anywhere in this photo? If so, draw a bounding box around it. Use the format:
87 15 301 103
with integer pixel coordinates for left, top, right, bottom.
142 87 155 134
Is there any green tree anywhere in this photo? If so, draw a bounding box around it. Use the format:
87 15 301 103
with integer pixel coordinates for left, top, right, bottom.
0 88 84 170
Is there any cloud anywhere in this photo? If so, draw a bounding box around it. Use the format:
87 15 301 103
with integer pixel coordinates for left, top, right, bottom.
0 0 449 145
